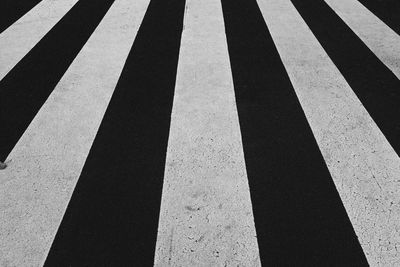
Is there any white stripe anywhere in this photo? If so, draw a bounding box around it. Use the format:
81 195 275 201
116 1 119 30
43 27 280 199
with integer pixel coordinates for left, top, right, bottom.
0 0 150 265
0 0 80 81
325 0 400 79
154 0 261 265
257 0 400 265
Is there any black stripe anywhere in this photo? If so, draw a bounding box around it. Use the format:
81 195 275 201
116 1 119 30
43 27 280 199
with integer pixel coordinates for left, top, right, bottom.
0 0 42 33
44 0 185 265
221 0 368 265
357 0 400 35
0 0 115 161
290 0 400 156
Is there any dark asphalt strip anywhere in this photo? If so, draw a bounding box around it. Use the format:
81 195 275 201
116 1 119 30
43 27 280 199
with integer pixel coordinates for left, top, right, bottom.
221 0 368 265
0 0 115 162
357 0 400 35
0 0 42 33
44 0 185 265
290 0 400 157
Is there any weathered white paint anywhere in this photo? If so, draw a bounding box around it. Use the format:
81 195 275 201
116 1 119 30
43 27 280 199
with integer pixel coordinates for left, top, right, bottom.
325 0 400 79
0 0 79 80
257 0 400 265
0 0 150 265
154 0 261 266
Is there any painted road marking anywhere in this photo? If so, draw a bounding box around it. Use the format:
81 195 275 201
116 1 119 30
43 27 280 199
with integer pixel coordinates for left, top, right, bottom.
0 0 42 33
325 0 400 79
0 0 149 265
221 0 367 264
289 0 400 159
258 0 400 265
0 0 115 162
44 0 185 265
154 0 260 265
0 0 79 80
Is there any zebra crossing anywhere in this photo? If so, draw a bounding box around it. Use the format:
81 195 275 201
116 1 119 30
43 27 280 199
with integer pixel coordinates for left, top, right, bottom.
0 0 399 265
0 0 79 80
1 0 150 265
258 0 400 265
325 0 400 79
